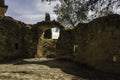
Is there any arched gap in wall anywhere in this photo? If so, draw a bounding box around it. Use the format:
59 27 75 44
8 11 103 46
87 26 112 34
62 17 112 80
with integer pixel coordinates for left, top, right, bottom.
37 28 60 58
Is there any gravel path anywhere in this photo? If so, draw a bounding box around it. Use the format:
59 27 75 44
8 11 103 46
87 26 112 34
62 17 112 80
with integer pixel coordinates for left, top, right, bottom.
0 58 119 80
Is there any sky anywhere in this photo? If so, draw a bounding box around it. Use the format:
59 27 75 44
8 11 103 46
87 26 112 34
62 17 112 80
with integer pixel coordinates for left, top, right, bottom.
4 0 120 39
5 0 60 24
5 0 60 39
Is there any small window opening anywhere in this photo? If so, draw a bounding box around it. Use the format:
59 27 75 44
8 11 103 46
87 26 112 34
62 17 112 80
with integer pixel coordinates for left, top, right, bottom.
52 28 60 39
44 28 60 39
15 43 19 50
73 44 78 52
0 28 3 31
113 55 120 62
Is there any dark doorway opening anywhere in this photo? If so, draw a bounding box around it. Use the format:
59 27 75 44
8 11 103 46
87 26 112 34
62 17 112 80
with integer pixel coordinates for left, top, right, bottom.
15 43 19 50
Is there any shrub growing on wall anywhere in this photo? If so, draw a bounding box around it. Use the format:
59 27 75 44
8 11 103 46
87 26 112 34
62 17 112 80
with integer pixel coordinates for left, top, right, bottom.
44 13 52 39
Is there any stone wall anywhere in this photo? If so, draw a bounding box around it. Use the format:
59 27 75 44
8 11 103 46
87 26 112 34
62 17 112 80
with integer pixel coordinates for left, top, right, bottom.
36 38 57 58
33 21 64 58
0 15 65 61
0 16 36 61
21 24 36 58
0 13 120 73
73 14 120 73
56 14 120 73
56 30 74 58
0 17 24 61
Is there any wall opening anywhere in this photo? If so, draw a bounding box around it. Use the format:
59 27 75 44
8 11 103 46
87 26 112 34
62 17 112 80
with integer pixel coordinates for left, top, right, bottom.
44 29 52 39
52 28 60 39
15 43 19 50
113 55 120 62
43 28 60 39
37 27 60 58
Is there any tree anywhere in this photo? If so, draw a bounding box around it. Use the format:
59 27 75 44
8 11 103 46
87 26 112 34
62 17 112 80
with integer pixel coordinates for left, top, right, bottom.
44 13 52 39
54 0 87 27
45 13 51 22
54 0 120 27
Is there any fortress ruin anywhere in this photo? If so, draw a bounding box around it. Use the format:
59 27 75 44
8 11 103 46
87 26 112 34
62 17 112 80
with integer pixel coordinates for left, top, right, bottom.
0 0 120 74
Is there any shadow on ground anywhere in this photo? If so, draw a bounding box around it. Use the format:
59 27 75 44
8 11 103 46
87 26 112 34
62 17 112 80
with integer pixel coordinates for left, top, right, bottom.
8 58 120 80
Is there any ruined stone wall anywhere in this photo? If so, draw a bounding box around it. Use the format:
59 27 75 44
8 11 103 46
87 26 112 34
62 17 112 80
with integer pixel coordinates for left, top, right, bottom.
20 24 36 58
73 14 120 73
36 39 57 58
0 16 24 61
0 14 66 61
56 30 74 58
56 14 120 73
33 21 65 58
0 16 36 61
1 12 120 74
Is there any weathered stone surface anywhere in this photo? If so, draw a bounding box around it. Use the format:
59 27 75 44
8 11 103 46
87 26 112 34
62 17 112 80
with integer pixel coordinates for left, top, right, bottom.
0 15 65 61
56 30 74 58
0 16 24 60
56 14 120 73
72 14 120 73
36 39 57 58
34 21 65 58
0 12 120 74
0 16 35 61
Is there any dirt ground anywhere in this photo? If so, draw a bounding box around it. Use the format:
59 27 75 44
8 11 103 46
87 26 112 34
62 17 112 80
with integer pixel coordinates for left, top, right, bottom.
0 58 119 80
